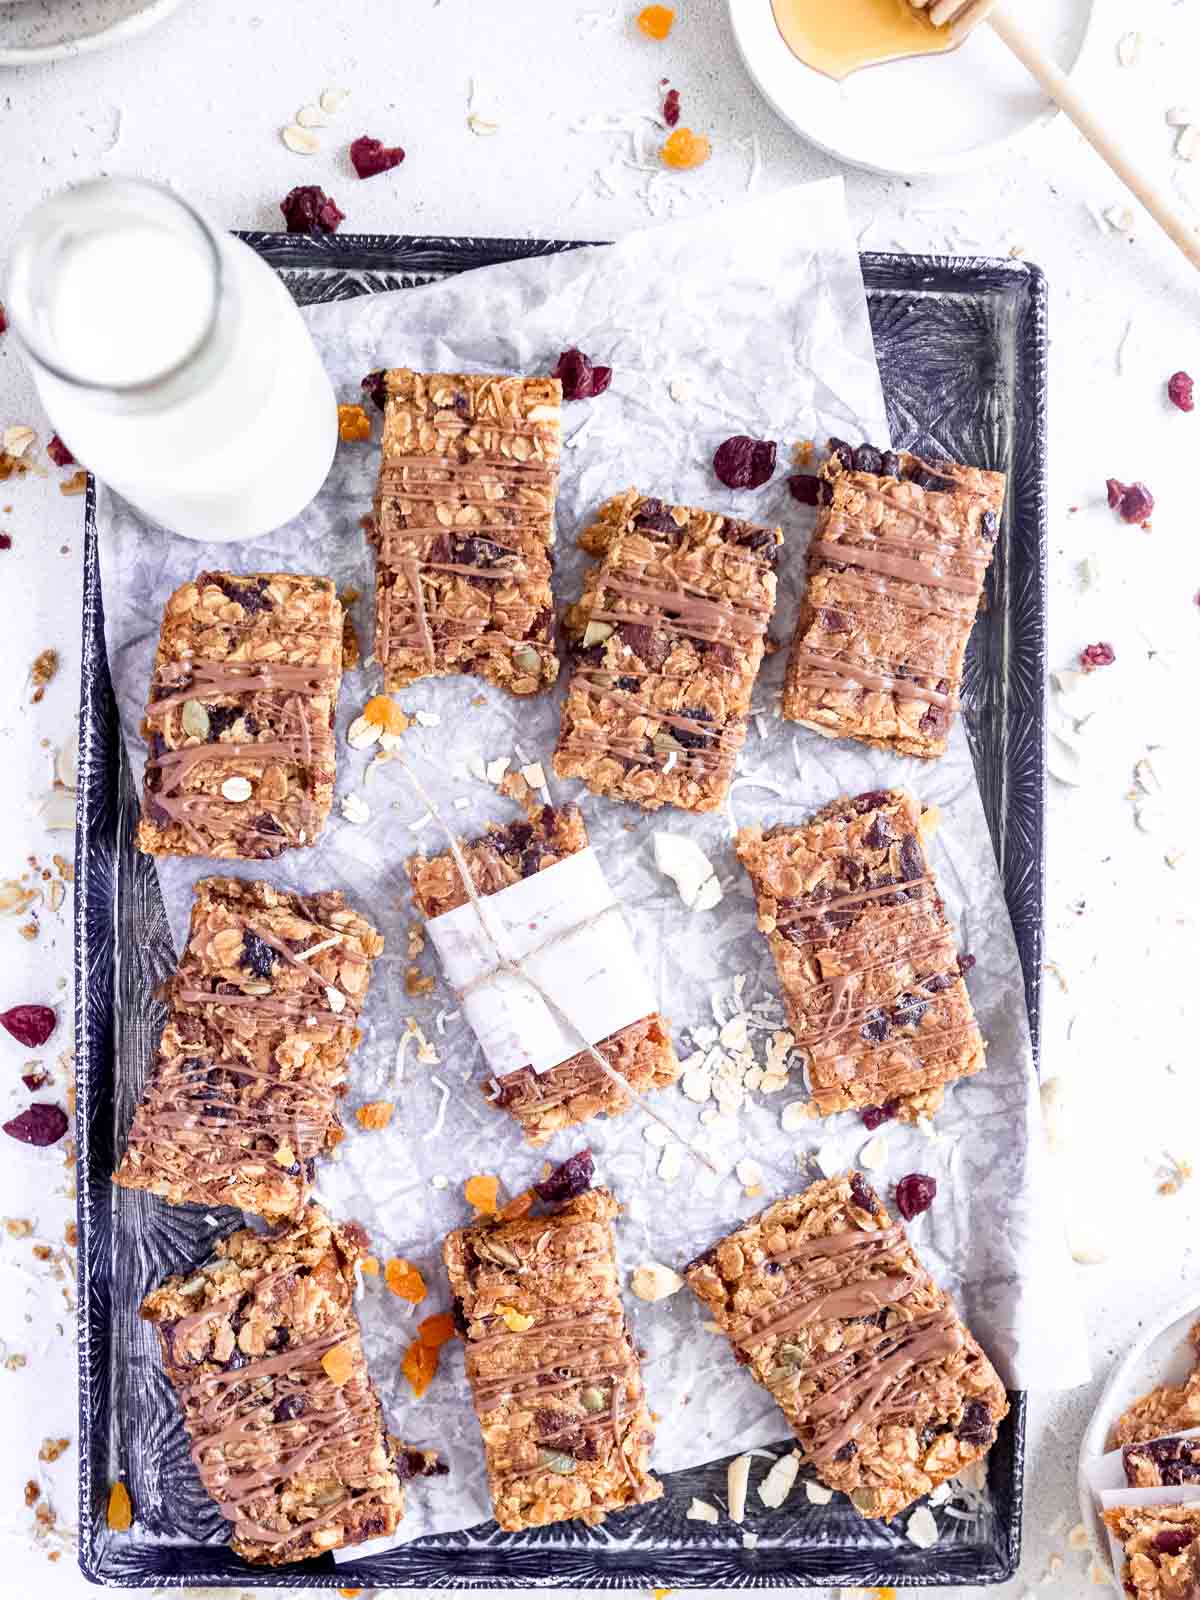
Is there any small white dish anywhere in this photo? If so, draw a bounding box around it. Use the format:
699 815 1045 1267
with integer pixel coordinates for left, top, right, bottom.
728 0 1095 177
0 0 188 66
1077 1290 1200 1595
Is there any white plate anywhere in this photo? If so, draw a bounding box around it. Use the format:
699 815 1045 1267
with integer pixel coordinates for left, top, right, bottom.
1077 1290 1200 1595
728 0 1095 176
0 0 188 65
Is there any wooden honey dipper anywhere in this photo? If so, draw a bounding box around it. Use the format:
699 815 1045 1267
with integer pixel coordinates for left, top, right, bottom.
908 0 1200 271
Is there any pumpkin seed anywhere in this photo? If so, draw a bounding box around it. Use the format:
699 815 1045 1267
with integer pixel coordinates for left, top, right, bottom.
652 730 684 753
850 1486 882 1514
512 645 542 674
181 699 211 739
580 1385 609 1414
536 1448 577 1475
581 620 614 647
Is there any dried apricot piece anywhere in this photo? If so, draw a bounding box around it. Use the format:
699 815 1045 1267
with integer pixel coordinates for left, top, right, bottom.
660 127 711 170
418 1311 456 1348
385 1256 428 1303
321 1340 356 1386
362 694 409 736
360 1254 380 1276
107 1480 133 1531
355 1100 394 1131
402 1336 439 1397
337 403 372 442
637 4 674 39
496 1188 534 1222
464 1174 499 1214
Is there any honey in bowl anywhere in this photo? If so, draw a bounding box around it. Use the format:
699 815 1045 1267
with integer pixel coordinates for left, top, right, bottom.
770 0 956 81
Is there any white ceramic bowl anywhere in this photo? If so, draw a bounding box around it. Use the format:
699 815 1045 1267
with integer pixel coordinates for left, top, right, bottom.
728 0 1095 177
0 0 188 66
1077 1290 1200 1595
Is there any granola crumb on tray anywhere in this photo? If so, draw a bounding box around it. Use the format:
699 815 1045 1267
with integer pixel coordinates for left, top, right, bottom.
683 1170 1008 1521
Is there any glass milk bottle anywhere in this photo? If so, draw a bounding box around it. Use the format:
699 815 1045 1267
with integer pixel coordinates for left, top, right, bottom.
6 178 337 541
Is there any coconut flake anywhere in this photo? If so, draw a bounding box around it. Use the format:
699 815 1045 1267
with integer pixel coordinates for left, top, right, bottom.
757 1450 800 1509
727 1454 752 1523
859 1134 887 1171
736 1157 763 1189
653 831 722 910
423 1076 450 1140
906 1505 939 1549
414 710 441 728
658 1143 683 1184
687 1497 720 1524
340 793 370 824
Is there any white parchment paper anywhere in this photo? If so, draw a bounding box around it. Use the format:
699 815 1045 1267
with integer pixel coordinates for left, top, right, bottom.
96 179 1088 1547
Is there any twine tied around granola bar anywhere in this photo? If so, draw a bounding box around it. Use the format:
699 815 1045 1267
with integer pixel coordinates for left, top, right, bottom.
391 755 721 1174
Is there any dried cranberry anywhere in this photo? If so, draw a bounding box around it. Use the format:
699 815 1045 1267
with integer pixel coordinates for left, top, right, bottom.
662 87 681 126
1168 372 1194 413
913 467 956 494
617 621 669 669
1107 480 1155 524
1153 1529 1193 1557
520 847 544 878
1 1005 57 1048
892 992 930 1029
672 707 713 749
828 437 854 470
46 435 75 468
0 535 11 552
852 790 892 814
738 526 779 563
863 815 893 850
4 1104 68 1147
713 435 776 491
1079 641 1115 672
956 1398 995 1447
848 1173 875 1213
240 930 277 980
534 1148 594 1204
0 304 7 337
279 184 345 236
981 509 998 540
861 1101 898 1132
398 1448 448 1480
274 1394 306 1423
833 1439 857 1462
349 135 406 179
895 1173 937 1220
552 348 613 401
922 972 956 994
209 574 271 614
860 1009 889 1044
958 952 976 975
898 834 925 882
451 1295 469 1335
817 607 849 632
879 451 902 480
21 1072 48 1091
853 444 883 475
362 370 387 411
787 473 821 506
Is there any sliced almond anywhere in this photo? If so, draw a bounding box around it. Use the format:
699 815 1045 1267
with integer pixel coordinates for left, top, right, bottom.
295 103 328 129
320 87 350 115
220 776 252 802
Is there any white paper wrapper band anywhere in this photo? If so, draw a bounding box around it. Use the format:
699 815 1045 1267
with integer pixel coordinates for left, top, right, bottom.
426 846 657 1076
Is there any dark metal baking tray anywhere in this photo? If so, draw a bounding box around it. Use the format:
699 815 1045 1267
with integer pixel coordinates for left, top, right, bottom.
74 235 1046 1587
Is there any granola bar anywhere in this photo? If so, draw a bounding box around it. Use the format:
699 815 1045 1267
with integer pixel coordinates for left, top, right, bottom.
114 877 382 1219
137 572 342 859
1103 1504 1200 1600
782 444 1005 759
683 1172 1009 1520
1125 1436 1200 1488
442 1179 662 1531
735 788 983 1123
406 801 680 1144
140 1207 419 1565
1112 1323 1200 1448
369 368 561 696
552 488 781 812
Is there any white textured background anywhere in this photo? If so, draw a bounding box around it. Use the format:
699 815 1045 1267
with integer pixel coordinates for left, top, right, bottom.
0 0 1198 1594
